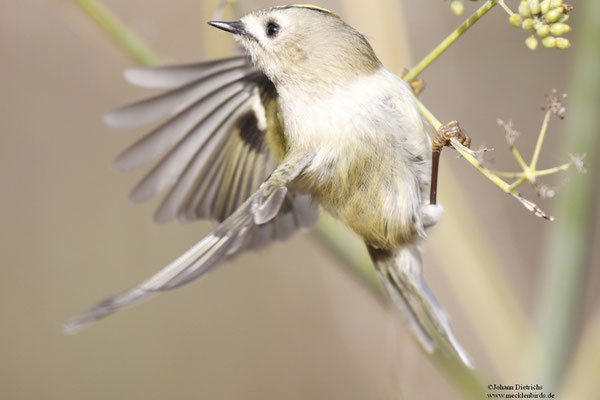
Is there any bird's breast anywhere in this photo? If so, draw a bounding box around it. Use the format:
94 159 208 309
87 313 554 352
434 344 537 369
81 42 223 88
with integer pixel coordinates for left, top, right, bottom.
275 67 431 248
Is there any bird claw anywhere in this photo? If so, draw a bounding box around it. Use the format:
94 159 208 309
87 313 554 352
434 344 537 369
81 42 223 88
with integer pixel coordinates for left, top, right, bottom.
433 120 471 153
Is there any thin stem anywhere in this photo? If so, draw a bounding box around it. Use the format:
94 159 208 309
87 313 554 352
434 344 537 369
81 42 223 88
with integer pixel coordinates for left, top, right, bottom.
498 0 516 16
74 0 162 66
494 171 523 178
415 97 443 130
415 98 516 194
508 176 527 191
535 163 572 176
403 0 499 81
530 110 552 170
495 162 571 180
510 144 530 171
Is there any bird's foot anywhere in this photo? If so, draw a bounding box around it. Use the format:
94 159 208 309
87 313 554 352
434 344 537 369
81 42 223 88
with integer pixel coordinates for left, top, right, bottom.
432 120 471 153
429 121 471 205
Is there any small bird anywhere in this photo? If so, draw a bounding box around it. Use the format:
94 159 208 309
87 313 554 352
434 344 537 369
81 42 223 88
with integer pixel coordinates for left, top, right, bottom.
65 5 473 368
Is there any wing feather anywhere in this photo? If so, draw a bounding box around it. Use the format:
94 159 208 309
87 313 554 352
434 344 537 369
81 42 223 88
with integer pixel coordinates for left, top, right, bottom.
64 154 317 334
105 66 257 130
113 82 246 172
129 90 250 203
153 115 233 223
222 142 251 218
180 139 231 221
107 56 319 254
124 56 248 89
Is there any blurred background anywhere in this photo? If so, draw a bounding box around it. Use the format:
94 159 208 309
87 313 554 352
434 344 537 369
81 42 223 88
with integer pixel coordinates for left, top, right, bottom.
1 0 598 399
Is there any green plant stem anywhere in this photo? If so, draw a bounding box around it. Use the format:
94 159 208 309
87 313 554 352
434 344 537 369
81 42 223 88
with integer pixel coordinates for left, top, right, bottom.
494 171 521 178
534 163 571 176
415 98 516 194
534 0 600 390
403 0 499 81
508 176 527 191
510 143 530 171
530 111 552 170
408 8 572 209
494 161 572 179
402 0 549 201
74 0 162 66
498 0 515 16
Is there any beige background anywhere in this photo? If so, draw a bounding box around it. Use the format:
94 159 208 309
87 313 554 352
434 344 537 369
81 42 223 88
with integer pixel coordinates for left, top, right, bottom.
1 1 596 399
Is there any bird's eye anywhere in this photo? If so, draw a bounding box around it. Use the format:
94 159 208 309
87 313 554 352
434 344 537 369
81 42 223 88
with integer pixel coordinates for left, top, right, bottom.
265 22 280 37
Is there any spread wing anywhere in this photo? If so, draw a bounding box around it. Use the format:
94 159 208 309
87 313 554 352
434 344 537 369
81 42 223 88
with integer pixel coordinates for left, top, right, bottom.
105 55 319 245
64 153 318 333
63 57 321 333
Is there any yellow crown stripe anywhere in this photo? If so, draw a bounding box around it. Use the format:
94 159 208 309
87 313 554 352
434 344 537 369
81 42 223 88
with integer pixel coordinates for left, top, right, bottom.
274 4 337 16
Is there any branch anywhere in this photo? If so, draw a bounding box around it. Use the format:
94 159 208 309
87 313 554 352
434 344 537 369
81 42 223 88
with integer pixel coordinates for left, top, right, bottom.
73 0 162 66
404 0 499 81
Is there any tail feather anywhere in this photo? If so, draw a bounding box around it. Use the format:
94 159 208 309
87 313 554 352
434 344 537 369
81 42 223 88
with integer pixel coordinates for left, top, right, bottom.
376 268 436 354
369 245 474 369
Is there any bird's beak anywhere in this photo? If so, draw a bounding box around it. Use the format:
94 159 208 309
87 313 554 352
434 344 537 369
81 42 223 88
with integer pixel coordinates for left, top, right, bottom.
208 20 248 36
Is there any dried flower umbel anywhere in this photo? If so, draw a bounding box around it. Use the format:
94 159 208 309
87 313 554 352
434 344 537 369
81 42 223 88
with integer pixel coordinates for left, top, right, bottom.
542 88 568 119
406 1 577 219
497 118 521 144
490 90 584 218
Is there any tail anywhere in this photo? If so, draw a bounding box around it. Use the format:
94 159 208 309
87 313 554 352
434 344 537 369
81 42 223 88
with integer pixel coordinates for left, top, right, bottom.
368 245 474 369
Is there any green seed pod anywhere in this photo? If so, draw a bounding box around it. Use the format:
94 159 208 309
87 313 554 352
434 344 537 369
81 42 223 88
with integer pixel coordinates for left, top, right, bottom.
526 35 539 50
509 14 523 28
536 24 550 37
528 0 541 15
542 36 556 48
522 18 535 30
556 37 571 49
450 0 464 15
559 14 570 23
519 1 532 17
550 23 571 36
541 0 551 14
550 0 563 7
545 7 563 23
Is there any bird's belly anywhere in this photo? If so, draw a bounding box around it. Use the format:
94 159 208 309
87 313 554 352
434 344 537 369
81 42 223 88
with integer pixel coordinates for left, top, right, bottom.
279 69 431 248
297 146 422 249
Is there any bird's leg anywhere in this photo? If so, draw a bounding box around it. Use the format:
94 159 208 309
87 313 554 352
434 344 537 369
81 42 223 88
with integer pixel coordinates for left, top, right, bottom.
430 121 471 205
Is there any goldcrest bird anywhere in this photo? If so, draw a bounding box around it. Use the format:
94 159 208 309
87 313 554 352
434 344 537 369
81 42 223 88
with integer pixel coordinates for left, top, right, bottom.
65 5 473 368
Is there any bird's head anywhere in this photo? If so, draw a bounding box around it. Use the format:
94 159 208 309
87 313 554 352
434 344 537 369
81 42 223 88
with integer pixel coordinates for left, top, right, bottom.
209 5 381 87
